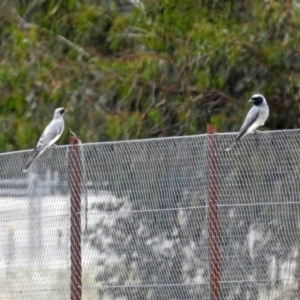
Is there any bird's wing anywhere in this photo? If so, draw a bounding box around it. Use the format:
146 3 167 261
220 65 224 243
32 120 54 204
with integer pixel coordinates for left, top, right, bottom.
35 119 64 152
23 118 64 172
235 107 260 142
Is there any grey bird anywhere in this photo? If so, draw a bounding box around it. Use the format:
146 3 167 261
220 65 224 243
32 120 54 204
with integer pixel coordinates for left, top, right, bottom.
23 107 66 172
225 94 269 151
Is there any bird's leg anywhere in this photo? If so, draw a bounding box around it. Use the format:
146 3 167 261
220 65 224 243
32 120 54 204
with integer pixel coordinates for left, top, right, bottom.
52 144 58 148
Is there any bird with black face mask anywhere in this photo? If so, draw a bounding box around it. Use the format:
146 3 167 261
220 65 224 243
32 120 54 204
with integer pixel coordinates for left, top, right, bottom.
23 107 66 172
226 94 269 151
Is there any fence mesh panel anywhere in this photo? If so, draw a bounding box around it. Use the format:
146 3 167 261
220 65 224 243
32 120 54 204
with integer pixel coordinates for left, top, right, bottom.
0 130 299 299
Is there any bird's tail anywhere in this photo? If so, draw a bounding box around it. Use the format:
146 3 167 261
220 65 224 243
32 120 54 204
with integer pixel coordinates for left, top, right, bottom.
225 131 247 151
225 140 237 151
23 150 40 173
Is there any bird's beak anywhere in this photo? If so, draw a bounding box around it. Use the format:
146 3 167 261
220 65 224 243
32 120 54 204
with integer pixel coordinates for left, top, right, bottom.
248 99 253 103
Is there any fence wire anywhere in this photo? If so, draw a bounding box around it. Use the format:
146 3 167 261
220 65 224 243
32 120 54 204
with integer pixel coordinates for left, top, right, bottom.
0 130 300 299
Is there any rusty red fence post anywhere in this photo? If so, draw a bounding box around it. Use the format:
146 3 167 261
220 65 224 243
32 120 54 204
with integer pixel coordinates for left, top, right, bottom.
207 125 220 300
69 136 82 300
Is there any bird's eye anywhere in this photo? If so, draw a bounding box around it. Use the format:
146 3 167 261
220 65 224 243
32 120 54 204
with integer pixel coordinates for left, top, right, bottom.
251 96 264 103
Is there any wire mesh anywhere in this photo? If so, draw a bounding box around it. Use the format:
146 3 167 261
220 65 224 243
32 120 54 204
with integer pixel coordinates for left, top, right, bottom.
0 130 299 299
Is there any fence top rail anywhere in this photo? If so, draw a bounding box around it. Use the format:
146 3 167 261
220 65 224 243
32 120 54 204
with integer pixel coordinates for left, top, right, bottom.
1 128 300 157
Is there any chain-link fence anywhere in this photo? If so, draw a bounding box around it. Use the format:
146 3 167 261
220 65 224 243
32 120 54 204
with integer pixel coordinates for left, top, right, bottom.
0 129 300 300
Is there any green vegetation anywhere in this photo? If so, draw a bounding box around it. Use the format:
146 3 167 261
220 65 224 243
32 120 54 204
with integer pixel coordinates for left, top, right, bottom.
0 0 299 151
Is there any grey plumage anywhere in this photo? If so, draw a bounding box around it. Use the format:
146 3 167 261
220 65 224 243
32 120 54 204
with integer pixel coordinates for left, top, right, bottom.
23 107 66 172
226 94 269 151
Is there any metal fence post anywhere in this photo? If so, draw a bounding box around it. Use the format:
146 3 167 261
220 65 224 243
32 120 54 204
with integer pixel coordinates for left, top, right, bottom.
69 136 82 300
207 125 220 300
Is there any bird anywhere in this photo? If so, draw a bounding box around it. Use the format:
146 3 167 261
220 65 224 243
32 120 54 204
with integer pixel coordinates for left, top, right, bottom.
23 107 66 172
225 94 269 151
